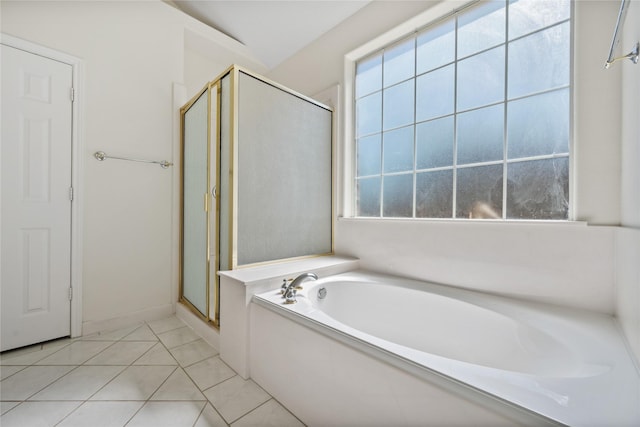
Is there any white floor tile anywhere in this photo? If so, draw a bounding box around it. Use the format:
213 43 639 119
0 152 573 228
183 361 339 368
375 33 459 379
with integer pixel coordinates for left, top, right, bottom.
0 365 74 400
185 356 235 391
0 343 43 359
231 399 304 427
0 313 302 427
0 343 71 366
56 401 144 427
29 365 124 400
157 326 201 349
126 401 206 427
82 324 142 341
0 401 81 427
194 403 228 427
133 343 177 366
90 365 176 401
35 341 113 365
170 339 218 367
84 341 156 365
147 316 186 334
41 337 76 351
122 324 158 341
150 368 205 401
1 401 20 415
0 365 25 381
204 376 271 424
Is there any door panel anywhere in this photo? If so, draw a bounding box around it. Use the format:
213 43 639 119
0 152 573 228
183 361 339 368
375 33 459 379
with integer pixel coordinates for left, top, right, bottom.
1 44 73 351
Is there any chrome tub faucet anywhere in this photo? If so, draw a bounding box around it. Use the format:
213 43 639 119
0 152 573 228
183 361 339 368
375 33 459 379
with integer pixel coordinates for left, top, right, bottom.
282 272 318 304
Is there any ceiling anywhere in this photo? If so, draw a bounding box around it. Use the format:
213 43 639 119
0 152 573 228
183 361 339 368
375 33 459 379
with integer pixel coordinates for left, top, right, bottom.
168 1 370 70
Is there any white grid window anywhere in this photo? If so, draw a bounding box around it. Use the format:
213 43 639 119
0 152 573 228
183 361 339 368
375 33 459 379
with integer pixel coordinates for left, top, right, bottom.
354 0 571 219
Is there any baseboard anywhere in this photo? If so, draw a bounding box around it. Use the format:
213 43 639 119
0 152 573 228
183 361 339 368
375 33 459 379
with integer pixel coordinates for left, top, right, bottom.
81 304 174 337
175 303 220 351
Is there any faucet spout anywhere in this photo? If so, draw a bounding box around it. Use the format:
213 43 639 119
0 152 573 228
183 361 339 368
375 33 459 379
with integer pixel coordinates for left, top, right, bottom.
289 272 318 290
282 272 318 304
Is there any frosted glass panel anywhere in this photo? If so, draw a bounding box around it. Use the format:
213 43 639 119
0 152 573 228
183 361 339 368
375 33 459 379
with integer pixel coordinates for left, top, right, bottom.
356 54 382 98
416 116 454 169
416 65 454 122
384 39 415 87
357 177 381 217
237 72 332 265
458 1 505 58
383 125 414 173
208 85 218 321
383 174 413 217
357 134 382 177
507 158 568 219
457 104 504 165
417 20 455 74
509 0 570 40
383 79 414 130
457 46 505 111
356 92 381 137
508 22 570 99
416 170 453 218
182 91 208 316
456 165 503 219
508 88 569 159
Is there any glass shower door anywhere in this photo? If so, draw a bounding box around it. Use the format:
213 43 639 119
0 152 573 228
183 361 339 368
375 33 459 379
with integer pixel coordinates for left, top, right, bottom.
181 89 209 317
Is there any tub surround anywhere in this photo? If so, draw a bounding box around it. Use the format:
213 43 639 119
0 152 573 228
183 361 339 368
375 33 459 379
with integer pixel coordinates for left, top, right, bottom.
616 227 640 367
218 255 358 378
336 219 615 314
251 304 538 427
252 271 640 427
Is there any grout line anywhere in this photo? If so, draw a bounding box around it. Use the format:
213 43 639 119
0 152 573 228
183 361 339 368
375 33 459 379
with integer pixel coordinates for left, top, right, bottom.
191 402 209 427
0 316 294 427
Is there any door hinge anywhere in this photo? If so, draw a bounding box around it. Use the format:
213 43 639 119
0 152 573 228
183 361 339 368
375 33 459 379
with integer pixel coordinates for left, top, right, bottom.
70 87 75 102
69 187 74 201
68 287 73 301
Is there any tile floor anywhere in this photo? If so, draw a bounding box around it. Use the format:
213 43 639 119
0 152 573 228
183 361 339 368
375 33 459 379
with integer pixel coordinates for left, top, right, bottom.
0 316 305 427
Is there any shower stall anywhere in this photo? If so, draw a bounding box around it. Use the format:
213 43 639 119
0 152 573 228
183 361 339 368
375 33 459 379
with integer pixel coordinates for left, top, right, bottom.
179 65 333 326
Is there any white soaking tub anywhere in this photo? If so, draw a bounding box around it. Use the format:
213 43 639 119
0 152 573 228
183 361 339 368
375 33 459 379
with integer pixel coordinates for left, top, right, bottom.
250 271 640 426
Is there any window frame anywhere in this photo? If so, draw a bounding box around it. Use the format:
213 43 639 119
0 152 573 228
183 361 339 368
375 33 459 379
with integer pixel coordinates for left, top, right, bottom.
344 0 575 221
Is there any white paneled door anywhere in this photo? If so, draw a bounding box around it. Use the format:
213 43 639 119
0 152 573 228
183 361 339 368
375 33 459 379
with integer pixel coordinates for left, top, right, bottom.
1 45 73 352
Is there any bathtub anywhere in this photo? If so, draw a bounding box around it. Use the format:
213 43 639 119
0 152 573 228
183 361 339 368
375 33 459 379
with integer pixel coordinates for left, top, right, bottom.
251 271 640 426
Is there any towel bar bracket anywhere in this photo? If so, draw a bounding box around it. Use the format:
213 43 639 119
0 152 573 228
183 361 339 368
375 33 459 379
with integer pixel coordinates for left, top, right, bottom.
605 42 639 69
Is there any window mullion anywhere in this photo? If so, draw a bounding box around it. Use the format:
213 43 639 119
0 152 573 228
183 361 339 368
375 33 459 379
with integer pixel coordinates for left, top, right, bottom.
412 35 418 219
452 14 459 219
502 0 509 220
379 52 385 218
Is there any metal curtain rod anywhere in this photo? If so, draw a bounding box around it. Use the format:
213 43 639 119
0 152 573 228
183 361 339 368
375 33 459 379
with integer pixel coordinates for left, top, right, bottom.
93 151 173 169
605 0 639 69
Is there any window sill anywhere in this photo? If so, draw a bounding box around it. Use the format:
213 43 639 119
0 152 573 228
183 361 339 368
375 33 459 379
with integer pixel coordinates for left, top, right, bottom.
338 216 588 227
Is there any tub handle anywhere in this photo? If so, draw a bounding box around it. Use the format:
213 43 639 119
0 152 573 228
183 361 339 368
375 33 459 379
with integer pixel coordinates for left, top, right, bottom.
283 288 297 304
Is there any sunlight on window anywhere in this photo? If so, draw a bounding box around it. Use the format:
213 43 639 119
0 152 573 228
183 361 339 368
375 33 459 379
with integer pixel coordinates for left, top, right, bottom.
354 0 571 220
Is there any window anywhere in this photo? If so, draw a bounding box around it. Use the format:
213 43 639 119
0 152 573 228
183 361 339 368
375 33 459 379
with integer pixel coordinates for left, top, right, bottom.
354 0 571 220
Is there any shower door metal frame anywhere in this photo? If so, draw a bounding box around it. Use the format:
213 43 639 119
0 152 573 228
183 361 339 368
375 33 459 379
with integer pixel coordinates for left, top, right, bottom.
178 80 221 327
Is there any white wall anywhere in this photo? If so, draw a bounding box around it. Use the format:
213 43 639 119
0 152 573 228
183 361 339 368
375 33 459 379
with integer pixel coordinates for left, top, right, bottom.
616 0 640 364
0 0 262 333
268 0 626 314
620 1 640 229
183 28 268 100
